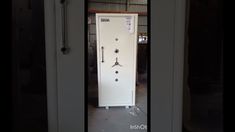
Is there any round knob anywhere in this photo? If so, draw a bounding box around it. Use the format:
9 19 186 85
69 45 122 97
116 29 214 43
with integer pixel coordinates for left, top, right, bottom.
61 47 70 54
115 49 119 53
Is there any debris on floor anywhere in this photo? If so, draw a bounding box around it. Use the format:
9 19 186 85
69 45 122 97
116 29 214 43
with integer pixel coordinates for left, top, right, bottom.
128 106 141 116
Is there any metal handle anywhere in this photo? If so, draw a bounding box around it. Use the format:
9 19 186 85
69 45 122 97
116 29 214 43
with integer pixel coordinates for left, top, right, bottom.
101 46 104 63
60 0 70 54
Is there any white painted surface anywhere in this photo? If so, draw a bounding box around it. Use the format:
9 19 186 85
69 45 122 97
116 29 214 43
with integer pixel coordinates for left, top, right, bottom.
96 14 138 107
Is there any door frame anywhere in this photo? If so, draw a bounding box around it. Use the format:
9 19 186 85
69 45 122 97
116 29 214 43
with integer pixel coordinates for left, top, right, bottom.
44 0 186 132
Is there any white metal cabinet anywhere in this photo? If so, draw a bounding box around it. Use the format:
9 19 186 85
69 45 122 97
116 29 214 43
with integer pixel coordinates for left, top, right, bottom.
96 14 138 107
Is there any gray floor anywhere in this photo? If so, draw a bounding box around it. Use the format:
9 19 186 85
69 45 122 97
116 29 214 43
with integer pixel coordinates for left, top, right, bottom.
88 73 148 132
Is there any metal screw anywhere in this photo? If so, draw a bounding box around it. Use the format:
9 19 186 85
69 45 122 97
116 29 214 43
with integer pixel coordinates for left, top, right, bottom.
115 49 119 53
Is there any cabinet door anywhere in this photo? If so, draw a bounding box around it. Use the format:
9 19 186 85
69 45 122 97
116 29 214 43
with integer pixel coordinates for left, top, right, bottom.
96 14 138 107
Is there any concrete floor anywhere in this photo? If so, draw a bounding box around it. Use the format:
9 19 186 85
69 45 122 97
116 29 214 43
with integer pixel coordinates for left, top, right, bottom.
88 73 148 132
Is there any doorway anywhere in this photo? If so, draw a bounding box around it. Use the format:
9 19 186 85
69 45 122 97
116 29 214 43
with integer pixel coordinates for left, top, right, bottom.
87 1 149 132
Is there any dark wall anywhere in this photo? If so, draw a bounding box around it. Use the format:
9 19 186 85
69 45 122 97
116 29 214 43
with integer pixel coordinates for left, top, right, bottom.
11 0 47 132
188 0 223 93
184 0 223 131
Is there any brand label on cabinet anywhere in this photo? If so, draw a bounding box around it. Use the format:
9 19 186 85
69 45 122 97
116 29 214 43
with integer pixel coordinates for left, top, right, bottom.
101 18 110 22
125 16 134 34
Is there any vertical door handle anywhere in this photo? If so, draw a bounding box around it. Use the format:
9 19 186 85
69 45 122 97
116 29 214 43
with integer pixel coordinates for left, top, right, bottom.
101 46 104 63
60 0 70 54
